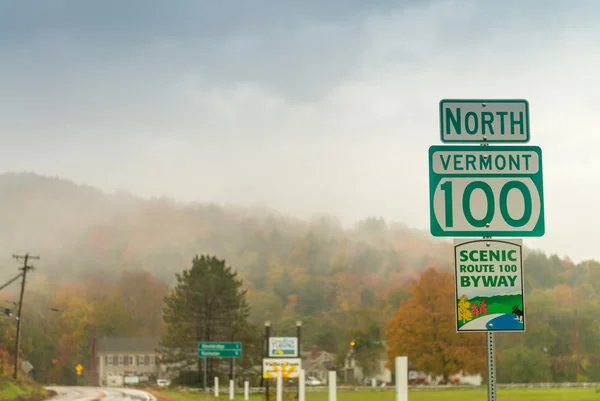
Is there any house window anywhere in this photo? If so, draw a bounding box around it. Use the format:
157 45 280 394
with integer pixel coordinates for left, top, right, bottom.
138 356 145 366
118 356 124 366
145 356 150 365
113 356 118 365
106 356 112 366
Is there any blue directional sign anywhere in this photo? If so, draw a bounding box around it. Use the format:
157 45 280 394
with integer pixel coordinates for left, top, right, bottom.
198 342 242 358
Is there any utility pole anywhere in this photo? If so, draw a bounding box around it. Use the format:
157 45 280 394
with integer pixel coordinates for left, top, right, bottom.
574 308 580 380
12 253 39 380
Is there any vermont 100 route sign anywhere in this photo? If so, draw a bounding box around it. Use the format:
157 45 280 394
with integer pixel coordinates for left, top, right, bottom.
428 145 544 237
454 238 525 332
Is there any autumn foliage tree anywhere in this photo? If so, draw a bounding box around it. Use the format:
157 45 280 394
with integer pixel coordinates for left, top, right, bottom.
385 268 486 379
479 300 488 315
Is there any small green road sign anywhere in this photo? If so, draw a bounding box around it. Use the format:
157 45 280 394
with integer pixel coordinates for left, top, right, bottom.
454 238 525 332
440 99 530 143
428 145 544 237
198 342 242 358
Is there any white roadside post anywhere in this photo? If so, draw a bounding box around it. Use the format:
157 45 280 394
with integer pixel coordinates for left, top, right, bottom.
432 99 545 401
276 371 283 401
395 356 408 401
244 380 249 400
328 371 336 401
215 377 219 397
298 369 305 401
229 379 234 400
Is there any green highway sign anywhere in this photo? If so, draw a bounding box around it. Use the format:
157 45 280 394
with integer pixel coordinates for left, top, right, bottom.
454 239 525 332
428 145 544 237
198 342 242 358
440 99 530 143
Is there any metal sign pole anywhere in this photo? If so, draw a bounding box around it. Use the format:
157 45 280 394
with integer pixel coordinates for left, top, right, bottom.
481 136 497 401
204 357 207 401
487 331 496 401
484 229 496 401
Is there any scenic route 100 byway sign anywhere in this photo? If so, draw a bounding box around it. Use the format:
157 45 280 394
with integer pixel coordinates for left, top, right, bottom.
454 238 525 332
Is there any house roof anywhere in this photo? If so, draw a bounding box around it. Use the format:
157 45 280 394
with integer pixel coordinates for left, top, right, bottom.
96 336 160 354
302 351 336 372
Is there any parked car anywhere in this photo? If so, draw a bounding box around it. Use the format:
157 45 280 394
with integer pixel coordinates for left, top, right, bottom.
306 376 322 386
156 379 171 387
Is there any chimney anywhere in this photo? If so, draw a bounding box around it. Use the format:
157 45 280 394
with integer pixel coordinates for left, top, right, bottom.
310 345 318 360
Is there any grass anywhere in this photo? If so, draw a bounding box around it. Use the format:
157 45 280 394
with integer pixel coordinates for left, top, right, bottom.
0 377 53 401
160 387 600 401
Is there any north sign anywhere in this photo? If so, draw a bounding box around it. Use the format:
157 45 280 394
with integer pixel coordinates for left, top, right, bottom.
198 342 242 358
440 99 530 143
428 145 544 237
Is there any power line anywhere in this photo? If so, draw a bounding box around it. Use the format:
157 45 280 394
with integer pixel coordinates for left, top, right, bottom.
12 253 39 380
0 273 23 292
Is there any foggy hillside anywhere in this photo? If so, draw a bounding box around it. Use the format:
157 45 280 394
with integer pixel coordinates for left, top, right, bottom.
0 172 453 287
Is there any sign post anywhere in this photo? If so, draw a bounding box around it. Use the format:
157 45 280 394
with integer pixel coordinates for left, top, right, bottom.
430 99 544 401
264 332 301 400
75 364 83 385
198 342 242 401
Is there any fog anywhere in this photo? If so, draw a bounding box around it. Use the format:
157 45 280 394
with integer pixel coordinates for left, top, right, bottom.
1 0 600 268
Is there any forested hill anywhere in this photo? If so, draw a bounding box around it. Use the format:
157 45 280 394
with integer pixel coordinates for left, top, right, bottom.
0 172 453 286
0 173 588 304
0 173 586 308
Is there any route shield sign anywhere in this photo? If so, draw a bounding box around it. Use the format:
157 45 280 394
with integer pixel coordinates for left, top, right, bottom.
428 145 544 237
440 99 530 143
198 342 242 358
454 239 525 332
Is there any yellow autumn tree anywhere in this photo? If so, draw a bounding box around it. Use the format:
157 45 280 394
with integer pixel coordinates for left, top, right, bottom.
385 268 486 379
457 294 473 324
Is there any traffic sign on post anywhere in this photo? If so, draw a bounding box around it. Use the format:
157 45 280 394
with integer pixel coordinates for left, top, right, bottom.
198 342 242 358
263 358 301 379
428 145 544 237
440 99 530 143
454 238 525 332
268 337 298 357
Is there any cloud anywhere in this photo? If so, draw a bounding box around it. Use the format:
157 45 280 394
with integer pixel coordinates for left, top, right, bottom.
0 0 599 261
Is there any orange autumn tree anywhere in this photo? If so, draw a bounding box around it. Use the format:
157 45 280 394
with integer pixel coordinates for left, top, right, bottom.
385 267 486 379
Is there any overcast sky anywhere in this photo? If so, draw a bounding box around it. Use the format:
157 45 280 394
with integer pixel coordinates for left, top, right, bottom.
0 0 599 263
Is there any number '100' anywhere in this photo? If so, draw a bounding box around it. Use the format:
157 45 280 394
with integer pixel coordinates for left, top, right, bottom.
441 180 533 228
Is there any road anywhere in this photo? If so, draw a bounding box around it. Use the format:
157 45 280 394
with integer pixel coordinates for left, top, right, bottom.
46 387 156 401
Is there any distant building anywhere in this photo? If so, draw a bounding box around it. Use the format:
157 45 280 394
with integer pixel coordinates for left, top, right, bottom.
343 348 393 385
301 345 337 384
92 335 164 386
